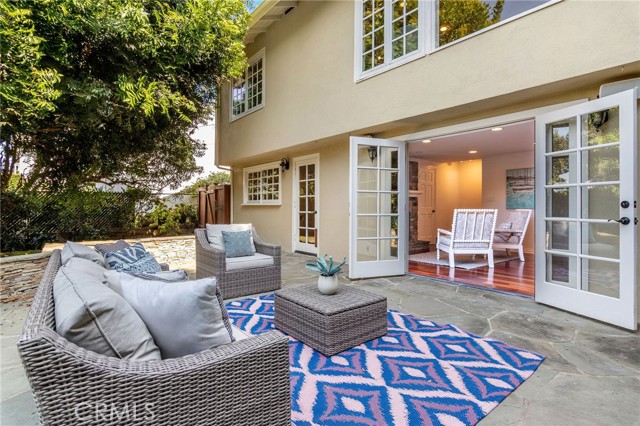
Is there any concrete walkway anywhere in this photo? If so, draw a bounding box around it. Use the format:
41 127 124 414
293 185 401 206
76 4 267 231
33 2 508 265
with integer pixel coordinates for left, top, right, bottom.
2 252 639 425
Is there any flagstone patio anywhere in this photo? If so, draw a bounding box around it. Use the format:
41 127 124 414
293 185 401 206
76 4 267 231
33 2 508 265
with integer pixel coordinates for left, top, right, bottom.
1 252 639 425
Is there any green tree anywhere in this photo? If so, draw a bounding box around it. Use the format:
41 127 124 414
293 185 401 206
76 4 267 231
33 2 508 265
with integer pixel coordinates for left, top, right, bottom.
438 0 504 46
179 170 231 195
0 0 249 192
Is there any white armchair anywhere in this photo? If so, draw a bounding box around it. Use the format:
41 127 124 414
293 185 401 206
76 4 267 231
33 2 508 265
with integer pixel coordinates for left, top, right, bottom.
436 209 498 268
493 209 532 262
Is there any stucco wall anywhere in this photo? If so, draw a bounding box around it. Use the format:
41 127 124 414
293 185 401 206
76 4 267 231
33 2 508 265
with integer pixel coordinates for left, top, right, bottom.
232 140 350 258
482 151 535 253
435 160 483 231
218 0 640 165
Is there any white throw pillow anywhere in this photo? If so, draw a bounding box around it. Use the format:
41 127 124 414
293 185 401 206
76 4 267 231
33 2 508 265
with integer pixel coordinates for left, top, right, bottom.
205 224 256 253
54 261 161 361
61 241 106 268
106 274 234 359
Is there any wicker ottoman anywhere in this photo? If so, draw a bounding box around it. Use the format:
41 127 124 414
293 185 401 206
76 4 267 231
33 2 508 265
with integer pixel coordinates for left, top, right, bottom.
274 284 387 356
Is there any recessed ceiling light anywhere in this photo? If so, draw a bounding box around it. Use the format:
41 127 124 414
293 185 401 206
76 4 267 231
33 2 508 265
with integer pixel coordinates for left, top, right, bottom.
440 25 449 32
422 139 431 143
491 127 503 132
469 150 478 154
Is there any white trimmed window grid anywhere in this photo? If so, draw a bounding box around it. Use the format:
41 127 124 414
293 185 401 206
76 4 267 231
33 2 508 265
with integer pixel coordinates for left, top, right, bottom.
245 164 280 204
360 0 421 73
232 56 263 118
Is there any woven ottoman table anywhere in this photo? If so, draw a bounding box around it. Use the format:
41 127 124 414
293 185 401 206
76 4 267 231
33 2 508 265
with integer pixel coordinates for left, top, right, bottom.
274 284 387 356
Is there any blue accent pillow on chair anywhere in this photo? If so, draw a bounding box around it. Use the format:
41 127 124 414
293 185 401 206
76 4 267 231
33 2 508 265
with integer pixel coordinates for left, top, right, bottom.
221 230 254 258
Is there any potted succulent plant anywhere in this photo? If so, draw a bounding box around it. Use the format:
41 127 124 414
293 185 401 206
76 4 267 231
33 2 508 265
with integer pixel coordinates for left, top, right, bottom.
306 255 347 295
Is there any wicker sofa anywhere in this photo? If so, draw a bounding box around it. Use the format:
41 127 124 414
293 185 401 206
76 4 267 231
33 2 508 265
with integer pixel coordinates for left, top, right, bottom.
195 228 281 299
18 250 291 425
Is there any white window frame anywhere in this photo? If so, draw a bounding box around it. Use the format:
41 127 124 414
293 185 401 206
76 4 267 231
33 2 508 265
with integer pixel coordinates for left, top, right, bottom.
242 161 282 205
230 48 266 122
354 0 431 82
354 0 560 82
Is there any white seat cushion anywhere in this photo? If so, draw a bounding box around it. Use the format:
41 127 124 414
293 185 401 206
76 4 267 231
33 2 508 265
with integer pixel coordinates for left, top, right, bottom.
225 253 274 271
231 325 249 341
439 236 489 249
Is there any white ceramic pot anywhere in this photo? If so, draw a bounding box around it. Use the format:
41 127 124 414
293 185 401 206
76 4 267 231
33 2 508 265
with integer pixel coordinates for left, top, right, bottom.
318 275 339 295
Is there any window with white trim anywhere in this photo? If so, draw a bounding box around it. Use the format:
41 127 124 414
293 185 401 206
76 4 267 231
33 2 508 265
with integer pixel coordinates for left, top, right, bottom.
243 162 281 205
231 50 264 120
357 0 425 78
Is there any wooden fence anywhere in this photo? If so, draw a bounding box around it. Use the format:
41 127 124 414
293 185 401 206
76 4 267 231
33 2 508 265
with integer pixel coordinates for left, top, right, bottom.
197 184 231 227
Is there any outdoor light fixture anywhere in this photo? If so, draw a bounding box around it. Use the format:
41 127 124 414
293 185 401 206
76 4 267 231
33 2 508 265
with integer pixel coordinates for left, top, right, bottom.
589 110 609 131
280 158 290 172
367 146 378 162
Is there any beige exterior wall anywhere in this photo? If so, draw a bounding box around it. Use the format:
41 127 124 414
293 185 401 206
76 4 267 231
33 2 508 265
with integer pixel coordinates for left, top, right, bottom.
231 140 350 258
434 160 483 231
218 0 640 165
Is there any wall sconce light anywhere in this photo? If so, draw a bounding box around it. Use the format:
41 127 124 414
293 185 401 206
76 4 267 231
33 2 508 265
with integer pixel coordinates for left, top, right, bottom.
589 110 609 131
367 146 377 163
279 158 290 172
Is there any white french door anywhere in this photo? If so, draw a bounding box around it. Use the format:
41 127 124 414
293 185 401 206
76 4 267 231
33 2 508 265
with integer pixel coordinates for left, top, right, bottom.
535 88 638 330
349 137 407 278
293 155 319 255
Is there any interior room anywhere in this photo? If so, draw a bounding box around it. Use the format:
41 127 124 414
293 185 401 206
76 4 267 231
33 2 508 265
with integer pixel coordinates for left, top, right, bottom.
407 121 535 296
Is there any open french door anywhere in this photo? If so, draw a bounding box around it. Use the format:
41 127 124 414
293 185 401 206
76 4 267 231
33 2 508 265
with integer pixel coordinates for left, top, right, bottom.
349 137 407 279
535 88 638 330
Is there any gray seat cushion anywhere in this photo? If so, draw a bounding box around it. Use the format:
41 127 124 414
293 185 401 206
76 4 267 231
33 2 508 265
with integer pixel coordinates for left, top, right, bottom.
225 253 274 271
106 274 234 359
53 258 161 361
61 241 106 268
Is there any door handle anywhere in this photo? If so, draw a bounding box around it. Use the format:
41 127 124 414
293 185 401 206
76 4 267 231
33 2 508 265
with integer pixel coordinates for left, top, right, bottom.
608 217 631 225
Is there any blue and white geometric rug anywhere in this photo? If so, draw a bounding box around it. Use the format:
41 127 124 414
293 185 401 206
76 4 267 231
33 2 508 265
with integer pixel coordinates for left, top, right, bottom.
226 293 544 426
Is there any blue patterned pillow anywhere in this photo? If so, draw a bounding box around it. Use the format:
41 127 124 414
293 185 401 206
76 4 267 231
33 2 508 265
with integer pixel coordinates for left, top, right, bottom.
105 243 160 272
221 230 254 258
113 252 162 273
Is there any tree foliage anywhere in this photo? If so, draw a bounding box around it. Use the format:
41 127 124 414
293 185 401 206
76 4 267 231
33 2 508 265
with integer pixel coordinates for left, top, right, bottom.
0 0 249 192
179 170 230 195
438 0 504 46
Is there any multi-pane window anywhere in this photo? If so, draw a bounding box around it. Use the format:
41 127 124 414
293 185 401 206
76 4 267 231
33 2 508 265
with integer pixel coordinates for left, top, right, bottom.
244 162 281 205
359 0 423 77
231 50 264 120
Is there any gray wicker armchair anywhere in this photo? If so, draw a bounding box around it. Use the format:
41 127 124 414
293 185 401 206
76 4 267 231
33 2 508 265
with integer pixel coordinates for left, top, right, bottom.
195 228 281 299
18 250 291 425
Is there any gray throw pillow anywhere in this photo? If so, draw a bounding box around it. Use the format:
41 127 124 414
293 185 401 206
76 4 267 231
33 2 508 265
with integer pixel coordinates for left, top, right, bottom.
221 230 254 258
106 274 234 359
104 270 189 286
53 261 161 361
61 241 106 268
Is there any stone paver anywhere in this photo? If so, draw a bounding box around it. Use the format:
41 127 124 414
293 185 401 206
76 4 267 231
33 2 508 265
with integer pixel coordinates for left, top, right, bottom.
1 251 639 426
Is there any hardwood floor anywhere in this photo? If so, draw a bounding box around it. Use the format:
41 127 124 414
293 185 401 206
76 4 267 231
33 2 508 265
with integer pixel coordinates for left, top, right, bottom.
409 252 535 297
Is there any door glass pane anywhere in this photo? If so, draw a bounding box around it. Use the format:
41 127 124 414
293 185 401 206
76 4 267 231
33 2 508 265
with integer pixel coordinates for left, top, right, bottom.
308 229 316 245
546 254 577 288
547 119 577 152
358 217 377 238
380 171 398 191
582 223 619 259
546 187 576 217
299 214 306 227
380 147 398 168
307 212 315 228
546 221 577 253
299 181 306 196
380 216 398 237
299 165 306 180
299 197 306 211
358 169 378 190
358 145 378 166
379 193 398 214
357 239 377 261
546 153 576 184
308 196 315 213
582 146 619 182
299 228 306 243
583 258 620 298
581 185 619 219
358 193 377 214
308 180 315 196
581 106 620 146
307 164 315 179
379 239 398 260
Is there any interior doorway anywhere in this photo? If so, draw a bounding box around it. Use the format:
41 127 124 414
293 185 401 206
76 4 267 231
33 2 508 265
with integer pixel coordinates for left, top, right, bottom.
406 121 535 296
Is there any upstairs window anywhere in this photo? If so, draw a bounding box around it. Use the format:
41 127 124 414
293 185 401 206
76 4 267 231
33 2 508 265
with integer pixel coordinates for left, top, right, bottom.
231 49 265 120
356 0 425 79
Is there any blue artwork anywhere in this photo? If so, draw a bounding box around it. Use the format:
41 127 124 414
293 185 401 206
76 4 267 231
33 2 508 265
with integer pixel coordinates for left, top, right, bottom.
506 168 534 209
